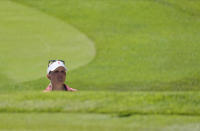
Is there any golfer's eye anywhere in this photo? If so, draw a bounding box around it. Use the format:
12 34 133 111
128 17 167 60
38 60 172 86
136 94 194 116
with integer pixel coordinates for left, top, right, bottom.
61 71 66 74
54 71 59 73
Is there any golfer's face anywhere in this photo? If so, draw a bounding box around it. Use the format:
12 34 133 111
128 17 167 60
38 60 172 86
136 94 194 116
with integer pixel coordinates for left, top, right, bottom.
50 67 66 83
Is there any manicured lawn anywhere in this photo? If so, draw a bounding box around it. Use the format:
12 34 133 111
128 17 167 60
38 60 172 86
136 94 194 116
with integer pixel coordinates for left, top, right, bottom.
9 0 200 91
0 0 200 130
0 0 95 83
0 91 199 116
1 113 200 131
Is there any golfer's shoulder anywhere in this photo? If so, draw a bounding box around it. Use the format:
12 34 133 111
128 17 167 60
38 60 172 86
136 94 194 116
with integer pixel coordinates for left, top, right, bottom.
64 84 78 92
43 84 52 92
43 84 78 92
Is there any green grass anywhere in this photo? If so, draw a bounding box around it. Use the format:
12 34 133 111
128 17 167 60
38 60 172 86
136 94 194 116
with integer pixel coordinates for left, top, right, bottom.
0 91 200 115
1 113 200 131
0 0 200 130
0 91 200 130
8 0 200 91
0 0 95 83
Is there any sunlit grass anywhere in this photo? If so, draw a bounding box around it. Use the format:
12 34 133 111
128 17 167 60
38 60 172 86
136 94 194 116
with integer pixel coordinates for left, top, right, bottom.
0 91 199 116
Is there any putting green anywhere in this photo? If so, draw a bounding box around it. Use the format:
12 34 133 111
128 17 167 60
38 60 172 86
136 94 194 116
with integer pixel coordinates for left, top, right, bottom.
0 0 95 82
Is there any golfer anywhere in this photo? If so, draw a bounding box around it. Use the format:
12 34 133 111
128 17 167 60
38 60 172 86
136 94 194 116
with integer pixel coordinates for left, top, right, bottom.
44 60 77 92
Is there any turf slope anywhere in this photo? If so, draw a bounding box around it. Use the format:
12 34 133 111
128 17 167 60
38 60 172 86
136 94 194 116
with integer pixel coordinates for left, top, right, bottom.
0 0 200 130
9 0 200 91
0 0 95 83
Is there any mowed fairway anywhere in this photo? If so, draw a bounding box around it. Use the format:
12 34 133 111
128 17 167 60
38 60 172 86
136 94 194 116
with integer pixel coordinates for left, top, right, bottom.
11 0 200 91
0 0 200 130
0 0 95 83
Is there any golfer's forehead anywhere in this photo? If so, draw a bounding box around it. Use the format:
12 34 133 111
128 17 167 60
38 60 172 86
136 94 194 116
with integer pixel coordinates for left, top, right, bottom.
54 66 66 71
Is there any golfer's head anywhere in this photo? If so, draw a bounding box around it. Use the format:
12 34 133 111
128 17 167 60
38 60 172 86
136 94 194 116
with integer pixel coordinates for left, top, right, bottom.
47 60 67 83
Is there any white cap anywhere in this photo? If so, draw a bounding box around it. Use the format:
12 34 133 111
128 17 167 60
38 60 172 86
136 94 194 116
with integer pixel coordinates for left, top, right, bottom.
47 61 67 74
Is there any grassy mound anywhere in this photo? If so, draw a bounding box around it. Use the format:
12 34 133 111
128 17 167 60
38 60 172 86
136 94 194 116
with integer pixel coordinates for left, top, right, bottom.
0 91 199 116
0 90 200 130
